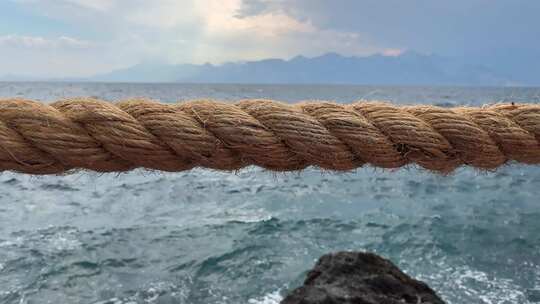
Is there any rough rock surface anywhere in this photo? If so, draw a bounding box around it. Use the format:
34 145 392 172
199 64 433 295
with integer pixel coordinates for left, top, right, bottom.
281 251 446 304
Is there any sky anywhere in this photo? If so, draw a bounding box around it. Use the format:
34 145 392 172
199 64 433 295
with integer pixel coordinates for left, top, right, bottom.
1 0 539 78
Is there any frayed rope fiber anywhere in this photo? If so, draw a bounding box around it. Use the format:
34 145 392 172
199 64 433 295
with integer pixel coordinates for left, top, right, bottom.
0 98 539 174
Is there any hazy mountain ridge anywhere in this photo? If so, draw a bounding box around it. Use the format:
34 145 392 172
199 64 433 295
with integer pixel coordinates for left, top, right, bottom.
0 52 528 86
89 51 516 86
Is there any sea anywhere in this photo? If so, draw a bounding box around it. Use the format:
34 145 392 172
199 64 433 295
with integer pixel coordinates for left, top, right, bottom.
1 82 540 304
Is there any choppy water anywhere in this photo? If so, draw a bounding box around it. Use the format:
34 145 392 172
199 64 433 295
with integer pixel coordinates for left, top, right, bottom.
1 83 540 304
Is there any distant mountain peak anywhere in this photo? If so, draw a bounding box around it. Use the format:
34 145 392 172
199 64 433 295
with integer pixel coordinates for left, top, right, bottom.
316 52 346 60
290 55 307 62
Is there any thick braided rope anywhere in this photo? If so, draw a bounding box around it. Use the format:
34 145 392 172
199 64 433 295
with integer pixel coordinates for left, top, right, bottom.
0 98 539 174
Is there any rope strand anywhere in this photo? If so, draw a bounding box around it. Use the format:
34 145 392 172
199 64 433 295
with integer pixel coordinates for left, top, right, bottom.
1 98 539 174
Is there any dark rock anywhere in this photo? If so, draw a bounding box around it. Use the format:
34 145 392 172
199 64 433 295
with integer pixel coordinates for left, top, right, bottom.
281 251 445 304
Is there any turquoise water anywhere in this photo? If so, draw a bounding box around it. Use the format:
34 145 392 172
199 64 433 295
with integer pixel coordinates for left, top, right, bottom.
1 83 540 304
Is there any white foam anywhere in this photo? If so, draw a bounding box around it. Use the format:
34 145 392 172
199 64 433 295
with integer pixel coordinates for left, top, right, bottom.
419 263 530 304
247 290 283 304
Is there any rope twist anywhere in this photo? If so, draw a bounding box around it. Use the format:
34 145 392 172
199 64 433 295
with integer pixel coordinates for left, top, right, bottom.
1 98 539 174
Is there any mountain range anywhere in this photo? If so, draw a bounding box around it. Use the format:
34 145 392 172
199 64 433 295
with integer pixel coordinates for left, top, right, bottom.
1 51 535 86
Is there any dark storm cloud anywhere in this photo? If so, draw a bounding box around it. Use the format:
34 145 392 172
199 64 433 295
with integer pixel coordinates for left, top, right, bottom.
239 0 540 56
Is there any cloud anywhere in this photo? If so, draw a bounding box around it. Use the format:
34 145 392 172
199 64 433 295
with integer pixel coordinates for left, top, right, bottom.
0 34 113 78
181 0 390 63
3 0 394 74
11 0 200 31
238 0 540 56
61 0 113 11
0 35 91 49
13 0 113 11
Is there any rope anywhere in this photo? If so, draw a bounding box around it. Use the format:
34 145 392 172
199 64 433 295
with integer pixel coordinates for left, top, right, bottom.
0 98 539 174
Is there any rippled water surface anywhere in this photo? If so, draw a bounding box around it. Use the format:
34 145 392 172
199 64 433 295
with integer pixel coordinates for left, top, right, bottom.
1 83 540 304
